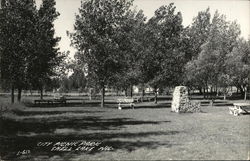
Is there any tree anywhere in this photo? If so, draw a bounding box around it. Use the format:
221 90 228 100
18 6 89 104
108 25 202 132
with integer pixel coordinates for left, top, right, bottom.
183 8 211 94
225 39 250 100
27 0 63 99
0 0 64 103
110 9 147 98
68 62 87 92
70 0 135 107
183 8 211 60
142 3 184 103
185 11 241 98
0 0 37 103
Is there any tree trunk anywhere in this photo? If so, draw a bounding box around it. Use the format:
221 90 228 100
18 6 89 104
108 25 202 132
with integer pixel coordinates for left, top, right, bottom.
223 93 226 100
203 87 206 99
17 88 22 102
216 86 219 97
130 85 133 98
125 87 127 97
199 88 203 95
40 88 43 100
89 88 92 100
154 86 157 104
116 89 119 96
142 84 145 102
239 86 245 98
101 86 105 108
244 87 247 101
11 84 15 104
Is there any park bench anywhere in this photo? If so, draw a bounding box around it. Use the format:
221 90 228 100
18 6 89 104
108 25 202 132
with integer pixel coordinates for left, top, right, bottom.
133 96 154 102
117 98 135 110
229 103 250 116
34 97 66 107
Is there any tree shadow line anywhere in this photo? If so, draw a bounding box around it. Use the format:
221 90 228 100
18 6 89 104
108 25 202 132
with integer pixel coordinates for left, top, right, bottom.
0 116 170 136
13 110 104 116
1 130 180 160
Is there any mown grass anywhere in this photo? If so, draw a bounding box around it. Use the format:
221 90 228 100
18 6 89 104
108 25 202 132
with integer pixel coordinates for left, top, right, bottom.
0 96 249 161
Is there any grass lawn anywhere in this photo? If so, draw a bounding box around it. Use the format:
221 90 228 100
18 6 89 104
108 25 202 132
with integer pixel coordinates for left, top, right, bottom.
0 97 249 160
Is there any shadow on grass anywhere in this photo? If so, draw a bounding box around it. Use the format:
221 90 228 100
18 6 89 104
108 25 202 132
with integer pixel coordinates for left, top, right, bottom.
241 112 250 115
0 116 170 136
0 116 175 160
31 101 101 108
0 130 179 160
13 110 104 116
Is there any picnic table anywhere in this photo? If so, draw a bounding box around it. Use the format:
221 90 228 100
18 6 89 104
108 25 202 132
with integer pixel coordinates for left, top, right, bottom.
34 97 66 106
229 103 250 116
117 98 135 110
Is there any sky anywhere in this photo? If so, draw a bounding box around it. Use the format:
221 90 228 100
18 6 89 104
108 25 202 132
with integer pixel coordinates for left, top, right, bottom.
36 0 250 57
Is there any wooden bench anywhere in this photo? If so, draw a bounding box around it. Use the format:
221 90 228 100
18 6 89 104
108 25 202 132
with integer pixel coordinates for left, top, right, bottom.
229 103 250 116
117 98 135 110
34 98 66 106
34 99 52 106
133 96 154 102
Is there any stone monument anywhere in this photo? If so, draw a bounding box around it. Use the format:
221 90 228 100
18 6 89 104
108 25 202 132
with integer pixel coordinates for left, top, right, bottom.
171 86 201 113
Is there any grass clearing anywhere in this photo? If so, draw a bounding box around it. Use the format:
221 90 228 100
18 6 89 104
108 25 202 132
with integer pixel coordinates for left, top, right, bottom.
0 97 249 160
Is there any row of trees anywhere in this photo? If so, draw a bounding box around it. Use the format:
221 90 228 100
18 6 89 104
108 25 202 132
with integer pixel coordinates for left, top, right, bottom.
184 9 250 100
69 0 249 107
69 1 187 107
0 0 66 103
0 0 249 106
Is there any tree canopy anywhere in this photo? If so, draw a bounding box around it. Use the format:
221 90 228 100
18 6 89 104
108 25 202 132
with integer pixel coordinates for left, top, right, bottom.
0 0 64 102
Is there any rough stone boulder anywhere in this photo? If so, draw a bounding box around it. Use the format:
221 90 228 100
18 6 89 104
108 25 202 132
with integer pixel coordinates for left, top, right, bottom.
171 86 201 113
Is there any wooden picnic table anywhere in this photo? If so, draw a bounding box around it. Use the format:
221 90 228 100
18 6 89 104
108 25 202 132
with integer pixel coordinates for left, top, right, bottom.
34 98 66 106
229 102 250 116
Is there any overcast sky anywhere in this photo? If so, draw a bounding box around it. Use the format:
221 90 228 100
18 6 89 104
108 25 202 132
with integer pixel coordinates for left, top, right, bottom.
36 0 250 57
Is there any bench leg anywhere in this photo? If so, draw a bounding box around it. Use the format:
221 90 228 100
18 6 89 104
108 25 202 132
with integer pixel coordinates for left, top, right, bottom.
229 107 234 115
233 110 239 116
118 103 122 110
131 103 134 109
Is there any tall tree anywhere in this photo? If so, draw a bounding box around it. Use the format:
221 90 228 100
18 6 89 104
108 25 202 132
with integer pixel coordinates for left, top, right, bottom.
68 61 87 92
27 0 63 99
111 9 147 98
0 0 37 103
185 11 241 98
142 3 184 103
183 8 211 93
184 8 211 60
70 0 134 107
225 39 250 100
